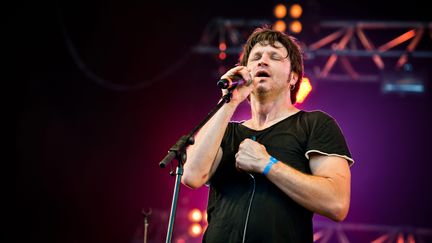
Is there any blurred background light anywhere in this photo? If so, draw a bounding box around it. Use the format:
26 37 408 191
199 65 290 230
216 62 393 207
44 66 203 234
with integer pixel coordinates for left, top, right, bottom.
289 20 302 34
274 4 287 19
290 3 303 19
187 208 203 222
273 20 287 32
188 223 203 237
296 77 313 104
381 64 426 94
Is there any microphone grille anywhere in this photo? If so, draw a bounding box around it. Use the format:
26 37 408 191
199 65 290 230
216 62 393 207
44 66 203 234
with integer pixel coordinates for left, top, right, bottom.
217 79 229 89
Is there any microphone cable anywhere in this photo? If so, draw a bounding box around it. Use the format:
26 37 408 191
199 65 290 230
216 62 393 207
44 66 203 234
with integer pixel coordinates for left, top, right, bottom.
242 135 257 243
242 173 256 243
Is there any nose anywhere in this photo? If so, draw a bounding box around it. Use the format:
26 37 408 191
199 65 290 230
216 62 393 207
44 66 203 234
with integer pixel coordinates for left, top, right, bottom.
258 61 268 67
258 54 270 67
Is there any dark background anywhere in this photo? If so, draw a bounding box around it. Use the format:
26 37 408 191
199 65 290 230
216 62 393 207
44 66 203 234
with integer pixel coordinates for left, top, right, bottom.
16 1 431 242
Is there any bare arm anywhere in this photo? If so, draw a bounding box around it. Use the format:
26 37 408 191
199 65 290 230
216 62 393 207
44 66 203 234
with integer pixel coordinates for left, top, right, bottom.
235 139 351 221
182 66 253 189
181 103 236 189
267 154 351 221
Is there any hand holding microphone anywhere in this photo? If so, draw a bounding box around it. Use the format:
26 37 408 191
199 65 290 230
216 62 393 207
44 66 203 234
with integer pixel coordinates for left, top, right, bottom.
217 66 253 106
217 75 248 90
217 66 253 90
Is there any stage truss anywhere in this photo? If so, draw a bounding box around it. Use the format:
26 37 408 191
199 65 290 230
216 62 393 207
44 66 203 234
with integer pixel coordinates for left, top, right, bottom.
193 18 432 83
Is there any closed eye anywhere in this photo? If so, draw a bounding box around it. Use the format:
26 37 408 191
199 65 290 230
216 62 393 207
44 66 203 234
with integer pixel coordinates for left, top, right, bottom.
270 54 284 61
250 54 262 61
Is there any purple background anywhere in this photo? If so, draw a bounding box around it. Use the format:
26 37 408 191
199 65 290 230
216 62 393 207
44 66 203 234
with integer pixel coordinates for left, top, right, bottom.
16 0 431 242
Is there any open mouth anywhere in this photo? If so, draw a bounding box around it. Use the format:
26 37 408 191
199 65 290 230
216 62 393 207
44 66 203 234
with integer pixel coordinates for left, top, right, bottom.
254 70 271 78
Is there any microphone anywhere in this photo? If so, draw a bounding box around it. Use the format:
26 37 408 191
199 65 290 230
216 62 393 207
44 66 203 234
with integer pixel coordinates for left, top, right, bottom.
217 75 246 90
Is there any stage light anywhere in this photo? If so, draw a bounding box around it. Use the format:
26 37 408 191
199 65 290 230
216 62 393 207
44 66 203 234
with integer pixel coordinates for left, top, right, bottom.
274 4 287 19
175 237 186 243
218 52 227 60
296 77 313 104
407 234 415 243
290 4 303 19
218 41 227 60
203 210 207 223
219 42 226 51
381 64 425 94
187 208 203 222
397 233 404 243
188 223 203 237
273 20 287 32
289 20 302 34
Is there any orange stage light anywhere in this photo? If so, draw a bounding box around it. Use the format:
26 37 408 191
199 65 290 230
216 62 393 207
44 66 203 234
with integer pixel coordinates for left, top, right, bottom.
289 20 302 34
187 208 203 222
290 4 303 19
273 20 287 32
203 210 208 223
188 223 203 237
274 4 287 19
296 77 312 104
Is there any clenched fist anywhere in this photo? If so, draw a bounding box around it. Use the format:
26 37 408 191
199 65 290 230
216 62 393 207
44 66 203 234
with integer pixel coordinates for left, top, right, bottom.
235 138 271 173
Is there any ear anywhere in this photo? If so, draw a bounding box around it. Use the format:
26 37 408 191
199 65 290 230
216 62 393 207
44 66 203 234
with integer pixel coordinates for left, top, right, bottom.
290 72 299 86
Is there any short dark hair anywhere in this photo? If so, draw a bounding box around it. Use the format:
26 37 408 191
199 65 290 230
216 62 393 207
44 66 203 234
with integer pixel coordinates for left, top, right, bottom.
239 27 304 104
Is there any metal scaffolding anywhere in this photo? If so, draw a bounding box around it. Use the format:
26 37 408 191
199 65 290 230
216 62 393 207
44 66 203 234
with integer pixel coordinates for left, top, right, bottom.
313 221 432 243
193 18 432 83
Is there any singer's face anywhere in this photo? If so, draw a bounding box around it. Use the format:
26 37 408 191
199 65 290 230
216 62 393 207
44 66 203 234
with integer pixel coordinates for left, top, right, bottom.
246 41 292 96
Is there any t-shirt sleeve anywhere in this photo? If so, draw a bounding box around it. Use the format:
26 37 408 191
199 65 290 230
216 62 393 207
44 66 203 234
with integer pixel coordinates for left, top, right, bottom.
305 115 354 166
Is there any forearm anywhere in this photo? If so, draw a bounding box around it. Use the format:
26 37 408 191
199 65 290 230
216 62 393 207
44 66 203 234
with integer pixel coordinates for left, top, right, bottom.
266 161 350 221
182 102 237 188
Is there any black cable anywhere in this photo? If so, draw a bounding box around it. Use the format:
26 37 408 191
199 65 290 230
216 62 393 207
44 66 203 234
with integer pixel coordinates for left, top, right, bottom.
242 173 256 243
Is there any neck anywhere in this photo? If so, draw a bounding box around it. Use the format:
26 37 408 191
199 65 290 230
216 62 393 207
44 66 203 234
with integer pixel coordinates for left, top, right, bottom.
249 95 297 129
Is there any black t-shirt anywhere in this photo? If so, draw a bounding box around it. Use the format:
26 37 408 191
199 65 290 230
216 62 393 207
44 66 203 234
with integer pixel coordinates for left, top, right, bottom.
203 110 353 243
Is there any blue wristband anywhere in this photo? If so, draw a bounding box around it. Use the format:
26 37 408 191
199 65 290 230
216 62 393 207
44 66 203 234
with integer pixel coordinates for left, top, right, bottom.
263 156 278 176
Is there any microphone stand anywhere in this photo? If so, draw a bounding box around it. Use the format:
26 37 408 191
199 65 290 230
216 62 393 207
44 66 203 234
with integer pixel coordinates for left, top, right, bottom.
159 91 233 243
142 208 152 243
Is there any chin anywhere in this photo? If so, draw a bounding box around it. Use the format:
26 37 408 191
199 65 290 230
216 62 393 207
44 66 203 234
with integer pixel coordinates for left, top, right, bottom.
255 86 269 97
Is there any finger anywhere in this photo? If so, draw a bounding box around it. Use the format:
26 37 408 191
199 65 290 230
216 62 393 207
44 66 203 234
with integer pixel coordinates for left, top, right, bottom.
238 139 248 149
220 66 246 80
246 78 253 86
242 138 253 147
237 68 252 85
221 66 252 87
